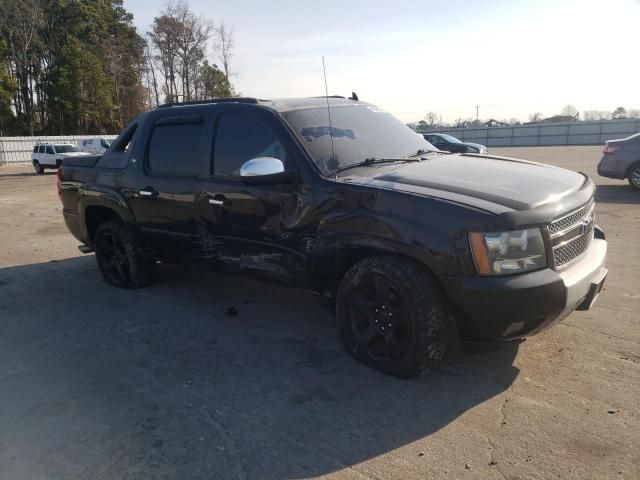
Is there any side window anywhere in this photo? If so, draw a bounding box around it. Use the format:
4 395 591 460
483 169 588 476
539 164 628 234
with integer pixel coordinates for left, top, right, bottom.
38 145 45 154
46 146 54 154
213 113 286 177
147 121 204 176
112 124 137 153
33 146 38 153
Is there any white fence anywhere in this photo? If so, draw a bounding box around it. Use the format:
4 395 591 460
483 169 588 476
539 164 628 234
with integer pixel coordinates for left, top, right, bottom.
0 135 118 165
418 118 640 147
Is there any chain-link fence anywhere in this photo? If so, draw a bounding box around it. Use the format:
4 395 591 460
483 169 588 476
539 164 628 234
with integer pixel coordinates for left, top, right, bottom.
0 135 118 165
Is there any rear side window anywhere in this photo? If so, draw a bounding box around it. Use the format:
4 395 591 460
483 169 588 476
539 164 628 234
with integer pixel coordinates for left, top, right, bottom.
46 146 54 154
39 145 45 153
147 121 204 176
213 114 286 177
33 146 38 153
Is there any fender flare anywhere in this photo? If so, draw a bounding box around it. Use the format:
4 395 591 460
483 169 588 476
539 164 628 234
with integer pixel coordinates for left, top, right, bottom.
77 185 137 242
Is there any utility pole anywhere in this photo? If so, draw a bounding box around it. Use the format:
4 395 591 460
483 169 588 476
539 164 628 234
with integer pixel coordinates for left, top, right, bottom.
475 105 479 120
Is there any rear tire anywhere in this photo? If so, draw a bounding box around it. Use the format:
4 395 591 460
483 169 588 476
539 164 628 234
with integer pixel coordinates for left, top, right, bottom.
627 164 640 190
33 161 44 174
94 218 155 289
336 255 449 378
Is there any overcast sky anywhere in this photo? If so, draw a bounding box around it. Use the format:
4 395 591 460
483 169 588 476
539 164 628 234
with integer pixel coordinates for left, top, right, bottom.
124 0 640 123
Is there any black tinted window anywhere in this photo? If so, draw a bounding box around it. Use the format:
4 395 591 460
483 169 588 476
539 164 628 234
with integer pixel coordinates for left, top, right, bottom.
33 146 38 153
213 114 286 176
46 146 54 154
148 122 203 176
38 145 45 153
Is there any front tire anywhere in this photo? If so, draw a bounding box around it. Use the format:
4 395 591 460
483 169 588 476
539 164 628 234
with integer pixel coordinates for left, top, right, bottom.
336 255 449 378
94 218 155 289
628 164 640 190
33 161 44 174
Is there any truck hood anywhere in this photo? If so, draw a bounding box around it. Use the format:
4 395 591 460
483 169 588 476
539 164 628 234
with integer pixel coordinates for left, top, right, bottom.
342 153 587 212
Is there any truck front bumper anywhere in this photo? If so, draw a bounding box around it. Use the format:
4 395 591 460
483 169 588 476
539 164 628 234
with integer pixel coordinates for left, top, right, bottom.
441 236 607 342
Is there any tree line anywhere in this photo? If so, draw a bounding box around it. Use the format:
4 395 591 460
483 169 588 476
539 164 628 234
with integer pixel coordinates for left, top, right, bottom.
412 105 640 130
0 0 234 136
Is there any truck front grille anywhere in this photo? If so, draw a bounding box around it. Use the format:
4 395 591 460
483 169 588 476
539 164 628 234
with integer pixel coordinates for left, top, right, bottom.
549 199 595 270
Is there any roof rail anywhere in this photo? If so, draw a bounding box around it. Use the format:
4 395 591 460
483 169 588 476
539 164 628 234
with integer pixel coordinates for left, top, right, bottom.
311 95 346 99
158 97 259 108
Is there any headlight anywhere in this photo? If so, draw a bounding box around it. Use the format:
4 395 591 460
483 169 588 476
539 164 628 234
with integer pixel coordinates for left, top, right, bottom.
469 228 546 276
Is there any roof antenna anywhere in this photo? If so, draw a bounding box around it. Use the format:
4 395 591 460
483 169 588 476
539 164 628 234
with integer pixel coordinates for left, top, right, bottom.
322 56 336 169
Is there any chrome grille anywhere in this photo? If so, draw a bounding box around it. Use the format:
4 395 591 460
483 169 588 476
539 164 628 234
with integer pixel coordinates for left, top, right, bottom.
549 199 596 269
548 199 595 236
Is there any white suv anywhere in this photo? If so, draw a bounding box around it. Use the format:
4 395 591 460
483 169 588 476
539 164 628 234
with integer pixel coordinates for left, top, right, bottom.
31 143 91 174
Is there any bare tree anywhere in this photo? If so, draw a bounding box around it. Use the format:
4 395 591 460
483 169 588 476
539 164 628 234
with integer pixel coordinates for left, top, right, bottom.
172 0 211 101
424 111 440 128
213 22 234 81
143 43 160 107
583 110 611 121
0 0 43 135
528 112 543 123
561 104 578 117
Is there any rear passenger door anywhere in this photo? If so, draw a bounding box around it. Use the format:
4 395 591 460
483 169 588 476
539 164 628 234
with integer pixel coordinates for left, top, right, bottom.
128 113 210 262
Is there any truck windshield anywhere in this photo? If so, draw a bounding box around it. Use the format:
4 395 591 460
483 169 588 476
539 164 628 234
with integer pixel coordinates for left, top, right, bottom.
54 145 79 153
283 104 436 176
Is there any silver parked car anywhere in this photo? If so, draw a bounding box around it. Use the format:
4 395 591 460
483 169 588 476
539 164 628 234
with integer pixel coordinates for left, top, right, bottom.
597 132 640 189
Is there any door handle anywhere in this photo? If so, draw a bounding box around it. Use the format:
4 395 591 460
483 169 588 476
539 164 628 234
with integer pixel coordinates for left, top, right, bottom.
139 187 158 197
208 194 227 206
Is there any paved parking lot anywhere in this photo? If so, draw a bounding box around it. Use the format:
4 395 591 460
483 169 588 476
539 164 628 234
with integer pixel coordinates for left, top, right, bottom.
1 146 638 480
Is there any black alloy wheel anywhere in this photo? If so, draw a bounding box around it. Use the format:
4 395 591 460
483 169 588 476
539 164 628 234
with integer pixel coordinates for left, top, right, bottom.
337 255 449 378
94 218 155 289
347 273 410 362
96 230 130 286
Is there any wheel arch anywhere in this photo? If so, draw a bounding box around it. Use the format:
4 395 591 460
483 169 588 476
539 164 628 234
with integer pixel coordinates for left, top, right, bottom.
314 237 447 299
625 160 640 179
79 187 136 245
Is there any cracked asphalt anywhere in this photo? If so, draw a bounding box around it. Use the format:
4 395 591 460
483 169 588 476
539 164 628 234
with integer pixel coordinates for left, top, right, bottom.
0 146 638 479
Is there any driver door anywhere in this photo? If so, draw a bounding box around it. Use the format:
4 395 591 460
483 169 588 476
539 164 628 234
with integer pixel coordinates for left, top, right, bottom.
197 107 313 285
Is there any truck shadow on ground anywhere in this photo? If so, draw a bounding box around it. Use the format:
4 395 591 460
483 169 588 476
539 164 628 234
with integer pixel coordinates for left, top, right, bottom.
0 256 519 480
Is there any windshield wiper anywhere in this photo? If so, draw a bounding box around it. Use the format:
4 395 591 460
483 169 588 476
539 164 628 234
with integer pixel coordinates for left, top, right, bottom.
335 156 421 174
406 148 438 158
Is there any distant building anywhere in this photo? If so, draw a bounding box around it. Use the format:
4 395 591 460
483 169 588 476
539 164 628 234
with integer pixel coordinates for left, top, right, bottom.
524 113 579 125
484 118 509 127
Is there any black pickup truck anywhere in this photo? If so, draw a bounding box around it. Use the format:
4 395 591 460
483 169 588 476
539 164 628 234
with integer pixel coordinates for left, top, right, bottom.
58 97 608 377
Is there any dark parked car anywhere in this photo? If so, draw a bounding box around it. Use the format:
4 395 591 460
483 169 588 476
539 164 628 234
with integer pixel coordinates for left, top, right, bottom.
597 132 640 189
422 133 487 154
58 97 607 377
